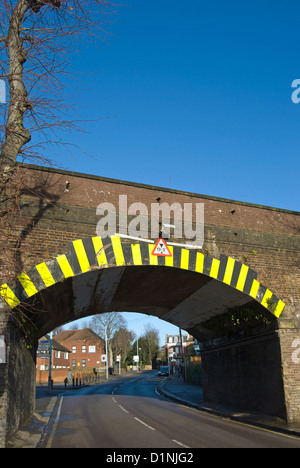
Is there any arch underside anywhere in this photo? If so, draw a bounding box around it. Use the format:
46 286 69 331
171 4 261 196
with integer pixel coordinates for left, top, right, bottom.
0 235 285 339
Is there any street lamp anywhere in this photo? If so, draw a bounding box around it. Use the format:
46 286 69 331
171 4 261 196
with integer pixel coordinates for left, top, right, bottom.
136 327 143 372
105 325 108 380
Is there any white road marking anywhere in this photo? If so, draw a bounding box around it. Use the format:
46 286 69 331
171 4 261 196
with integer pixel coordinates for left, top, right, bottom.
134 417 155 431
46 396 64 448
172 439 190 448
119 405 129 414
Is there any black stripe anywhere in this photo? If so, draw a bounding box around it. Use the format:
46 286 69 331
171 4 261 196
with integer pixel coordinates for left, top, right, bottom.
243 268 258 295
188 250 197 272
82 238 98 267
31 266 48 289
140 242 150 266
173 246 182 268
15 281 29 302
102 236 116 266
122 242 133 265
68 243 82 275
47 259 64 283
257 284 267 303
217 254 228 281
203 255 213 276
231 261 242 288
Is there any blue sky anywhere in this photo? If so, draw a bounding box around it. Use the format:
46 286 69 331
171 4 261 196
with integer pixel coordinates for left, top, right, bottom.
50 0 300 212
35 1 300 343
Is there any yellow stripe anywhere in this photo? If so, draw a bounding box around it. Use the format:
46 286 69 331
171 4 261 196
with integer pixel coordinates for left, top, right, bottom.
261 289 274 309
73 239 90 273
56 255 74 278
36 263 55 287
195 252 204 273
165 246 173 267
92 237 107 267
17 272 38 297
249 279 260 300
180 249 189 270
149 244 158 265
223 257 235 285
210 258 220 279
0 284 20 308
236 264 249 292
274 300 285 318
131 244 142 265
111 235 125 266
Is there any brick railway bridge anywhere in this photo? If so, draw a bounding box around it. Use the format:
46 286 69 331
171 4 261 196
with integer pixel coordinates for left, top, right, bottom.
0 164 299 445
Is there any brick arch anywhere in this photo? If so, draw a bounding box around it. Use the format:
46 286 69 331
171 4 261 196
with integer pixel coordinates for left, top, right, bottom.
0 235 285 318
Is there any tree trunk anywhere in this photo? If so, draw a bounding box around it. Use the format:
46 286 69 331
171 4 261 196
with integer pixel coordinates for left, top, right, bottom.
0 0 31 174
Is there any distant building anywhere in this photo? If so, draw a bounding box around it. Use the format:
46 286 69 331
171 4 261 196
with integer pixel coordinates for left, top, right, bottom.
165 333 199 363
54 328 105 370
36 335 71 371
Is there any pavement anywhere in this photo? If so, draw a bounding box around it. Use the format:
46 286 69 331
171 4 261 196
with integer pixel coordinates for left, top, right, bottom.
6 371 300 448
158 375 300 439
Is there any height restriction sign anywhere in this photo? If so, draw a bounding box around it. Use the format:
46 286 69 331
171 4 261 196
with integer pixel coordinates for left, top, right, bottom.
152 238 172 257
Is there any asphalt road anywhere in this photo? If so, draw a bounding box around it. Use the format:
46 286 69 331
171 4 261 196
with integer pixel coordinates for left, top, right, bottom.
42 371 300 449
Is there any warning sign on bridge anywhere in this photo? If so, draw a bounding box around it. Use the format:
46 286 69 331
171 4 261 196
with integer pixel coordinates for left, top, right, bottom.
152 238 172 257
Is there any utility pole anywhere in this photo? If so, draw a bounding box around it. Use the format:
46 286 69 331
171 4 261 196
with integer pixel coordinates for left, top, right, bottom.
179 328 186 383
105 325 108 380
48 332 53 394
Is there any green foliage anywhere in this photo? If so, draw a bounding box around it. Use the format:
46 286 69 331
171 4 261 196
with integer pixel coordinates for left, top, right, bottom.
202 305 275 338
187 364 202 386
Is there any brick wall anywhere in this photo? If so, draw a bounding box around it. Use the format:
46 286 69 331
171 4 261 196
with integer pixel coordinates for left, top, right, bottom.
12 163 299 327
1 163 299 441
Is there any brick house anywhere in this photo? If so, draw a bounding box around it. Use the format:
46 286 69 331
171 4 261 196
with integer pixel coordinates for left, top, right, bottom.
36 334 71 371
55 328 106 370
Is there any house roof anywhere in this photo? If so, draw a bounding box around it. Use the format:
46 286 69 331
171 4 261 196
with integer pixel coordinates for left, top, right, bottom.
55 328 104 343
39 335 71 353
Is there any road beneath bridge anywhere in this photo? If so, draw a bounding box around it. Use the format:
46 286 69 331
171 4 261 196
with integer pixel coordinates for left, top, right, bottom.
39 371 300 449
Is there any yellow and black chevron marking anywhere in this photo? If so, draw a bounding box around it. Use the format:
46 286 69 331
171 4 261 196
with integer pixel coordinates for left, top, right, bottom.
0 235 285 318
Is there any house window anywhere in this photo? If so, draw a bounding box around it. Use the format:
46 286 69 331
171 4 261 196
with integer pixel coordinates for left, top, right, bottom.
82 345 86 353
82 359 86 368
55 351 60 358
72 346 76 354
72 360 76 367
64 352 68 360
89 345 96 353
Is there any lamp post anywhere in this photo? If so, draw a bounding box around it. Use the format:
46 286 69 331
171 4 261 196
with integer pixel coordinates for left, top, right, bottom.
48 331 53 394
105 325 108 380
136 327 143 372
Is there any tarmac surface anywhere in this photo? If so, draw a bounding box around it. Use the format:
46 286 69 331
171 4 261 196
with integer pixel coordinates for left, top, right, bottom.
6 371 300 448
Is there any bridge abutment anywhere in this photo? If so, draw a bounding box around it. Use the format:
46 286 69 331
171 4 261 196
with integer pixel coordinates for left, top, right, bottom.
200 324 300 424
0 312 36 447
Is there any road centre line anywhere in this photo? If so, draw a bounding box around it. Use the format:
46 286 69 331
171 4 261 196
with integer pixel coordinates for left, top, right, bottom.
119 404 129 414
134 417 155 431
172 439 190 448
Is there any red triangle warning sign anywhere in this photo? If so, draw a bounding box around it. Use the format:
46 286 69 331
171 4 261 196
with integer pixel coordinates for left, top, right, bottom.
151 238 172 257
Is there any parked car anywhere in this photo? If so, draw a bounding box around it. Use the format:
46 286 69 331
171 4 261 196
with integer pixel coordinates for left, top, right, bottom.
158 366 169 376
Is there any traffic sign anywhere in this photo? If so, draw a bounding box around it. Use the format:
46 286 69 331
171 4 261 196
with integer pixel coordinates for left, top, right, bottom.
152 238 172 257
101 354 107 362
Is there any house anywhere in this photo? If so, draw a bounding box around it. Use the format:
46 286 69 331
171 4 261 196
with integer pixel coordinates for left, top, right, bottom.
165 333 198 363
54 328 106 371
36 334 71 371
